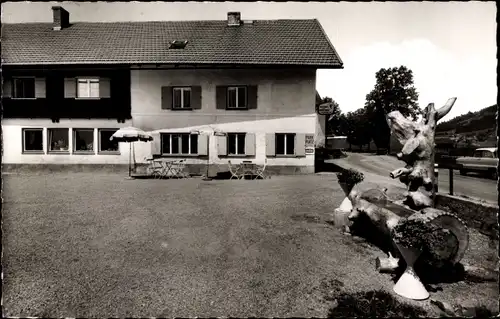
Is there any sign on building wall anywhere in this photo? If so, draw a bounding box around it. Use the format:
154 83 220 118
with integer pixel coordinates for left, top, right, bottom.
317 103 336 115
305 134 315 147
305 134 315 154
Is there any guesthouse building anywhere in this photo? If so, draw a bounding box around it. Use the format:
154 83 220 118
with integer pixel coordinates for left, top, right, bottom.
1 7 343 175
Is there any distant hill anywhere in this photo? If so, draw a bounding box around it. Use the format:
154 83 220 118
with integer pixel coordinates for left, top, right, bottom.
435 104 497 149
437 104 497 134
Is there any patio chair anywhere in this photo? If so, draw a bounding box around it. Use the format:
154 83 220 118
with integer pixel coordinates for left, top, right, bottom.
255 159 269 179
171 159 190 178
145 157 164 179
228 161 243 180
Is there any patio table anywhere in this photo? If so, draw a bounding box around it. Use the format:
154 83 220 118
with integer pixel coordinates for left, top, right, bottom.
151 159 189 178
241 161 257 180
153 159 177 178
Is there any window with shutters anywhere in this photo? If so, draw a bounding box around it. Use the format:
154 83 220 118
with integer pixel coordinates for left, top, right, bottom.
172 87 192 109
276 133 295 155
227 86 247 109
13 77 36 99
161 133 198 155
77 78 100 98
227 133 246 155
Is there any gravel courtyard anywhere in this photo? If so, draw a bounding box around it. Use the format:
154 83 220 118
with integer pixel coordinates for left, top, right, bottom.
2 173 497 317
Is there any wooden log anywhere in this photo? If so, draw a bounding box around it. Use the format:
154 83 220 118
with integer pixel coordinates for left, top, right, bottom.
376 253 400 273
390 167 412 179
463 265 498 281
405 191 433 209
386 98 457 201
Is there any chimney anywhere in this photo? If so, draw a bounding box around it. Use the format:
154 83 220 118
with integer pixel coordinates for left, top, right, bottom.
52 6 70 30
227 12 241 26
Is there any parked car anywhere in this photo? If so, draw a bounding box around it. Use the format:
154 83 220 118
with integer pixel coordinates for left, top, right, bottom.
456 147 498 179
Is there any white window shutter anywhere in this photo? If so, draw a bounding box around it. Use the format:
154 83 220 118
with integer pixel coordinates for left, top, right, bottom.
295 133 306 156
35 78 46 98
245 133 256 156
64 78 76 98
3 79 12 98
197 134 208 156
151 132 161 155
217 135 227 156
265 133 276 156
100 78 111 98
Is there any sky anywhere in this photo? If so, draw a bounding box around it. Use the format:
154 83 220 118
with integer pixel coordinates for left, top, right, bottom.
2 1 497 120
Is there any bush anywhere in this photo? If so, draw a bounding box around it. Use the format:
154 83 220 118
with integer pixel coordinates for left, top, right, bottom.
337 169 364 186
328 290 427 318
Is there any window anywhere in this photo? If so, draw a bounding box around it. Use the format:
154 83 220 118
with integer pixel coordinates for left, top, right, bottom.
99 129 120 153
161 133 198 155
13 78 35 99
48 128 69 152
73 129 94 153
173 87 192 109
483 151 494 158
227 133 246 155
227 86 247 109
22 129 43 153
276 133 295 155
77 78 100 98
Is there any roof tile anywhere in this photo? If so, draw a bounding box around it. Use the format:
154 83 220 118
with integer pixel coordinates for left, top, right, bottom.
2 19 343 67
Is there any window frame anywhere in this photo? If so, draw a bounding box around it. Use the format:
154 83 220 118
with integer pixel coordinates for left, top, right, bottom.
12 76 36 100
47 128 70 154
227 132 247 156
98 129 121 155
172 87 192 109
73 128 95 154
226 86 248 109
76 77 100 99
275 133 296 156
161 133 198 156
22 128 44 154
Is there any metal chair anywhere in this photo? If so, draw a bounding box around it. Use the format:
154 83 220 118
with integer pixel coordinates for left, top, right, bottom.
255 159 269 179
228 161 243 180
145 157 164 179
171 159 190 178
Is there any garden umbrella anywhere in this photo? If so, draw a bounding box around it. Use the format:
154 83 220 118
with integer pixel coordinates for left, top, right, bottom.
110 127 153 179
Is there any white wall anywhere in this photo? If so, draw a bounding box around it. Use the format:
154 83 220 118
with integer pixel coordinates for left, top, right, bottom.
133 115 318 167
2 119 133 164
131 68 319 167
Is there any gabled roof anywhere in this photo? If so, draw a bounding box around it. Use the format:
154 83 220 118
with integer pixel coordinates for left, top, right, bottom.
1 19 343 67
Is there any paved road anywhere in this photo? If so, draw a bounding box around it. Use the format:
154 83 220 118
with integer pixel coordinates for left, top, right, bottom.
328 153 498 205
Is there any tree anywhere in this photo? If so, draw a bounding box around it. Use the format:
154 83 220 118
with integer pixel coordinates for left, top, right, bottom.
345 108 371 148
364 66 420 150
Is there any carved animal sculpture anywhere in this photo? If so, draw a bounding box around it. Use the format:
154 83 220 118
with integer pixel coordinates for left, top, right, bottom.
386 97 457 208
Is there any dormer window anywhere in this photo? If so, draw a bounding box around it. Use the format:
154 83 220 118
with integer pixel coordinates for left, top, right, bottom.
169 40 188 49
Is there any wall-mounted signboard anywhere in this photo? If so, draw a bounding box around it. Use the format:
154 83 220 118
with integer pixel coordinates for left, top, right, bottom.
317 103 335 115
305 134 315 148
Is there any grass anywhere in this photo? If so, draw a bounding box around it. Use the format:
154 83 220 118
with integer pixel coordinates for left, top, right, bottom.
2 172 497 317
2 173 349 317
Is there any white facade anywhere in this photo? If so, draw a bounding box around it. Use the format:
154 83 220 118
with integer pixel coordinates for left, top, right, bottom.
2 68 326 173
